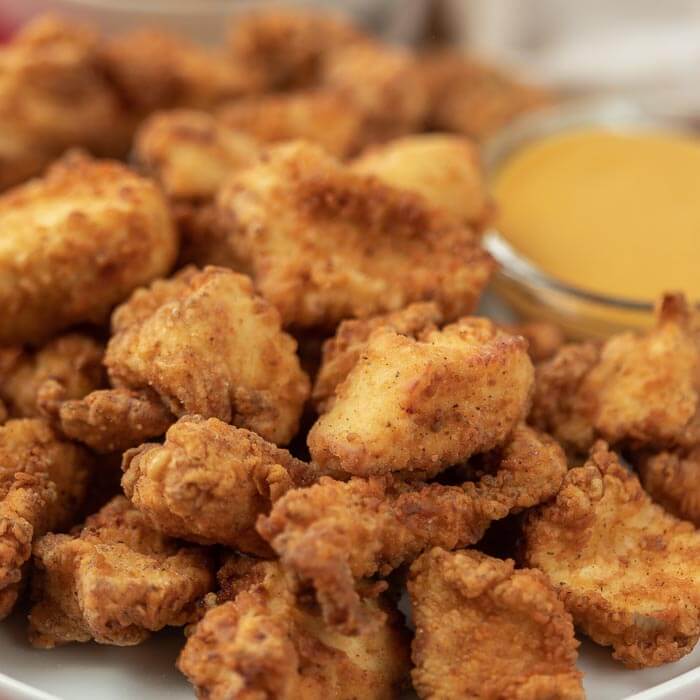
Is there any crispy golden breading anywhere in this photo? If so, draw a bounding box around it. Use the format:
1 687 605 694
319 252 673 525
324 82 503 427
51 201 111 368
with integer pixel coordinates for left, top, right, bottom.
0 418 91 532
0 16 132 190
0 472 56 620
100 28 256 115
531 295 700 453
0 334 104 419
134 109 260 202
636 447 700 526
523 441 700 668
259 425 566 632
216 141 494 328
179 557 409 700
351 135 491 229
122 416 323 554
312 302 443 413
226 8 364 91
501 320 565 363
409 548 584 700
308 318 533 477
217 90 366 158
29 496 213 648
420 51 552 141
0 152 177 345
54 267 309 451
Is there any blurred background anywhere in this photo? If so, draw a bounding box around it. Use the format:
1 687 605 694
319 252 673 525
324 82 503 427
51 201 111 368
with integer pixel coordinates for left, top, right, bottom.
2 0 700 107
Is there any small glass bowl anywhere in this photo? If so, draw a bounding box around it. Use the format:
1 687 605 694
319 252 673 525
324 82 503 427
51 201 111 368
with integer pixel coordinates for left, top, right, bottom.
482 98 700 339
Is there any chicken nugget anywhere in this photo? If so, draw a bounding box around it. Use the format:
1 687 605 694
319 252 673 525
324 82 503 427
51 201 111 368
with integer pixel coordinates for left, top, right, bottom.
178 556 409 700
409 548 584 700
122 416 324 554
0 152 177 345
216 141 494 328
0 334 104 419
351 134 492 229
29 496 214 648
308 318 533 477
0 15 131 190
523 441 700 667
259 425 566 632
52 267 309 452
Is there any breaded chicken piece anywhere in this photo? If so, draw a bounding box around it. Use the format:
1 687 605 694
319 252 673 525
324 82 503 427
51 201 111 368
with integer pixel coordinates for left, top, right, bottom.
420 51 552 141
179 556 409 700
0 152 177 345
226 8 364 91
501 320 566 363
636 447 700 526
409 548 584 700
321 42 429 144
0 472 56 620
29 496 213 648
0 16 131 190
523 441 700 668
134 109 260 202
308 318 533 477
52 267 309 452
0 418 91 532
0 334 104 419
122 416 324 554
217 90 366 158
100 28 256 115
312 302 443 413
531 295 700 453
351 135 491 229
259 425 567 632
217 141 494 328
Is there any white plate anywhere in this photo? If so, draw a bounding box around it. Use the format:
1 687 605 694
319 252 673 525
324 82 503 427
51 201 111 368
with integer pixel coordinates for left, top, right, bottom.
1 609 699 700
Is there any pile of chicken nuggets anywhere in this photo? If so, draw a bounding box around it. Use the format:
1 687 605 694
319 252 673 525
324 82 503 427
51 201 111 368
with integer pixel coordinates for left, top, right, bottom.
0 7 697 700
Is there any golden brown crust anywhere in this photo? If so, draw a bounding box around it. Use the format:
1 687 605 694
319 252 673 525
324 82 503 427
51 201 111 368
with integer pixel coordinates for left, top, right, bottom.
178 557 409 700
312 302 443 413
0 151 178 345
0 15 132 189
259 425 566 632
0 334 104 419
523 441 700 668
217 141 494 329
409 548 584 700
29 496 214 648
104 266 309 446
308 318 533 477
636 447 700 526
121 416 321 553
501 320 566 363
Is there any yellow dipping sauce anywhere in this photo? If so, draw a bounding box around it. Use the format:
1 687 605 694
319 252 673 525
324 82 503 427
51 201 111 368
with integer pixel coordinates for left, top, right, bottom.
492 128 700 301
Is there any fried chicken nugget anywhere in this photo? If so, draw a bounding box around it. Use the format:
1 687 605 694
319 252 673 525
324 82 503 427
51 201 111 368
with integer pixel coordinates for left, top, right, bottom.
122 416 323 554
0 152 177 345
523 441 700 668
420 51 552 141
409 548 584 700
216 141 494 328
531 294 700 453
259 425 567 632
0 334 104 419
312 302 443 413
308 318 533 477
53 267 309 452
178 556 410 700
636 447 700 527
226 8 364 91
0 472 56 620
351 135 492 229
0 15 131 190
100 28 256 115
29 495 214 648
